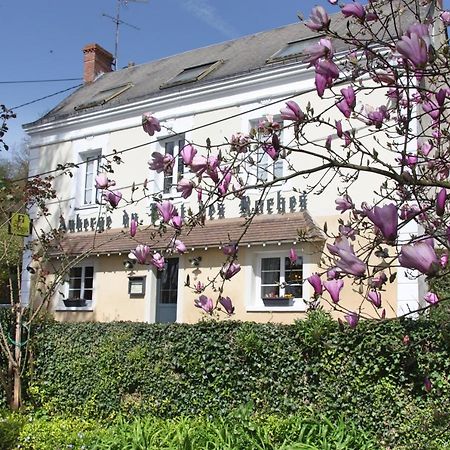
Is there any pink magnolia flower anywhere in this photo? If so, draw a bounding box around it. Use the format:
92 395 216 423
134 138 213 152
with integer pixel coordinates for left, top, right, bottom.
334 195 355 214
305 6 330 31
370 272 387 289
142 113 161 136
173 239 187 254
131 244 151 264
329 0 338 4
280 100 305 122
180 144 197 165
441 11 450 25
336 250 366 277
323 279 344 304
221 262 241 280
222 242 238 256
194 281 205 293
307 273 323 296
218 168 232 197
335 120 343 137
398 240 439 276
194 295 214 314
365 105 389 128
130 219 137 237
344 312 359 328
396 32 429 68
341 86 356 109
440 253 448 268
219 296 235 315
289 247 298 264
363 203 398 242
337 99 351 118
315 60 339 97
263 144 279 161
230 133 250 153
190 155 208 176
95 173 115 189
148 152 175 174
176 179 194 199
303 38 334 65
341 2 366 20
436 188 447 216
151 253 165 271
104 190 122 208
171 215 183 230
157 201 177 223
368 290 382 308
424 292 439 305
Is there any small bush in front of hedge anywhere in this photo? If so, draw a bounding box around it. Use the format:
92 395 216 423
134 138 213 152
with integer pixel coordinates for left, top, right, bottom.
13 310 450 448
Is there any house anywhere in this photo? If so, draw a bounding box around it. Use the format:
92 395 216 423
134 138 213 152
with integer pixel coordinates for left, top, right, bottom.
22 7 424 323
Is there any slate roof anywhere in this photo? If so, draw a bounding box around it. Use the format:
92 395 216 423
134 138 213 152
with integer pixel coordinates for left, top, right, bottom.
26 1 419 129
52 211 325 257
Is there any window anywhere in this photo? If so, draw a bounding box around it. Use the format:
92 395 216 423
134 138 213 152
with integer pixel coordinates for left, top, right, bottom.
259 255 303 299
160 61 223 89
267 37 320 63
75 83 133 110
250 118 284 183
64 266 94 308
160 136 185 194
81 151 101 206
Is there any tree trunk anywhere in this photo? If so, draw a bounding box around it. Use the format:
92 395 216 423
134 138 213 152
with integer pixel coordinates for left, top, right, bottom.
11 306 21 410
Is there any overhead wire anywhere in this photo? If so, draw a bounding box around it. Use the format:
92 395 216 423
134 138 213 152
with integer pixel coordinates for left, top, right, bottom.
0 78 83 84
11 87 315 184
10 84 83 110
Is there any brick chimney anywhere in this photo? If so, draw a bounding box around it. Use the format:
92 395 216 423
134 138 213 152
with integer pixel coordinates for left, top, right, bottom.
83 43 114 83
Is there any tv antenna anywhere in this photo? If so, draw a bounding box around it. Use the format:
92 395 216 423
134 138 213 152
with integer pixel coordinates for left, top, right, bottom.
103 0 148 70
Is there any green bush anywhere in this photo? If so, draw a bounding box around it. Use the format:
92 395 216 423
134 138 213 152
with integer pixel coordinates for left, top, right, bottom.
0 409 25 449
19 311 450 448
6 408 381 450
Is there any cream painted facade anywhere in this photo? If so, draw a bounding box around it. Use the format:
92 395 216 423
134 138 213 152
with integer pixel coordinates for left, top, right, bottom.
22 23 422 323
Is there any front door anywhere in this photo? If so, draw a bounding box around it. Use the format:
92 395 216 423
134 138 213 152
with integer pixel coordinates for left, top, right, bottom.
155 258 179 323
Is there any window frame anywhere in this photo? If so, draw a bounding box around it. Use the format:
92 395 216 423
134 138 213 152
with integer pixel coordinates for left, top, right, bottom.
157 135 186 195
249 117 284 185
57 262 95 311
79 149 102 208
247 250 307 312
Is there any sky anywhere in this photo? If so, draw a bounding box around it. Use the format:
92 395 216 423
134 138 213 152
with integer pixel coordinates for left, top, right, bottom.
0 0 331 157
1 0 448 158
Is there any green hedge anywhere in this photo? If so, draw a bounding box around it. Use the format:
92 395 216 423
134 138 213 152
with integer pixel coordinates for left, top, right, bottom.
23 311 450 449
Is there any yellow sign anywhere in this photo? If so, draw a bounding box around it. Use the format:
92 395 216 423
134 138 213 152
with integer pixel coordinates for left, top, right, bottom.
9 213 31 237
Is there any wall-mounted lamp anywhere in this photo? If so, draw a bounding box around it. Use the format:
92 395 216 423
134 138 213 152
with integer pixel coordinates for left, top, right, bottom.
189 256 202 267
123 260 135 270
26 265 36 274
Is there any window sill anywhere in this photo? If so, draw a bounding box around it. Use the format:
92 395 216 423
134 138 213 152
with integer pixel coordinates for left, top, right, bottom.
246 299 307 312
55 305 94 312
75 204 99 211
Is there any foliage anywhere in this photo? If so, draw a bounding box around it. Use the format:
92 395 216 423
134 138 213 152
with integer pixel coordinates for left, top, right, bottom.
0 407 381 450
21 313 450 449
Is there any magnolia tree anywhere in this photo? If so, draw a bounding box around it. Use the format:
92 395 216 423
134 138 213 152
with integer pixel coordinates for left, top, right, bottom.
88 0 450 327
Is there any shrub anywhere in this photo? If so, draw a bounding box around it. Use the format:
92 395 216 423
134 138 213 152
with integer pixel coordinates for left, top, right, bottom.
21 312 450 448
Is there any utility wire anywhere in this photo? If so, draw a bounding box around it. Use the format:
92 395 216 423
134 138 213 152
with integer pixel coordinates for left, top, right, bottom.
11 88 310 184
11 84 83 110
0 78 83 84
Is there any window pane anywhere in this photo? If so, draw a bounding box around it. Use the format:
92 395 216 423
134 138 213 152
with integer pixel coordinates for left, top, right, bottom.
285 284 302 298
70 267 82 278
261 271 280 285
69 278 81 289
84 277 93 289
262 286 280 298
68 289 81 299
165 141 174 156
261 258 280 271
85 266 94 277
83 289 93 301
274 159 283 179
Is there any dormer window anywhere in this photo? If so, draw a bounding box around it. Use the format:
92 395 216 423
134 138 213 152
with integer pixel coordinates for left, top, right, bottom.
267 37 320 63
160 60 223 89
74 83 133 111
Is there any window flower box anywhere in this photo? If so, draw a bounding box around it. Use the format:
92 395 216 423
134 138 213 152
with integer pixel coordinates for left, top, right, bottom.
63 298 87 308
262 297 294 307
